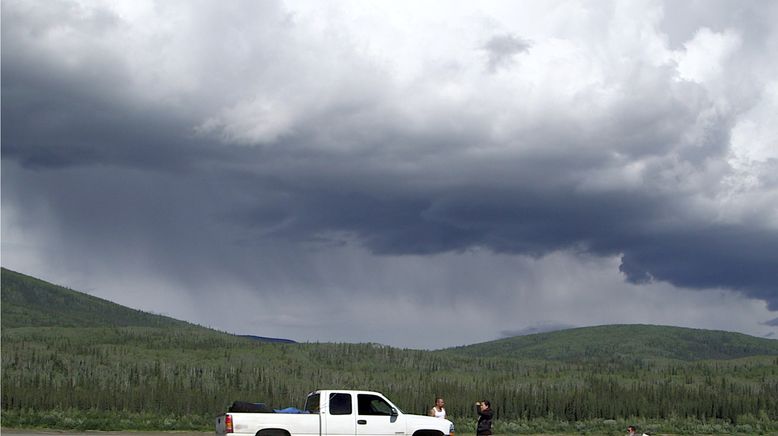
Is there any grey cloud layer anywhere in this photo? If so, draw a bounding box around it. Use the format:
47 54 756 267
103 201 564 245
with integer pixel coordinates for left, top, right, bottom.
2 1 777 313
482 34 532 72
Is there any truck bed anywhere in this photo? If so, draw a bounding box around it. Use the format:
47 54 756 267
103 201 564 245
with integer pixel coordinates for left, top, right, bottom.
216 412 320 436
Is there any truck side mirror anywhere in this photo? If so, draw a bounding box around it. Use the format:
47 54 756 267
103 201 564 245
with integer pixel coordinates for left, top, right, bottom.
391 408 398 417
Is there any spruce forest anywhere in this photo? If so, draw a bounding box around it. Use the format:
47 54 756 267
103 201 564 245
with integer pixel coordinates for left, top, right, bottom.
2 268 778 435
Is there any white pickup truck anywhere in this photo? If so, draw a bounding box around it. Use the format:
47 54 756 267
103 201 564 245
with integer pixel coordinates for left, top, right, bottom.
215 390 454 436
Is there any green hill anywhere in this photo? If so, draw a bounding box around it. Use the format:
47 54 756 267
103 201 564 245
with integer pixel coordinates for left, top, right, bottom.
5 266 775 360
449 324 778 361
1 268 189 329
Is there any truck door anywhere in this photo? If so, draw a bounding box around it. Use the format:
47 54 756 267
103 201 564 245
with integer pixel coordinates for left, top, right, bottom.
356 394 404 436
324 392 356 436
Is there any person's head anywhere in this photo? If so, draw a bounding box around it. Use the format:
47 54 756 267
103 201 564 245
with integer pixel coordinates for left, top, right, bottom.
435 398 445 408
627 425 637 433
480 400 490 410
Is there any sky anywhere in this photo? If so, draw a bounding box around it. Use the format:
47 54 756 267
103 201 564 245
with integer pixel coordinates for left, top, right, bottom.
2 0 778 349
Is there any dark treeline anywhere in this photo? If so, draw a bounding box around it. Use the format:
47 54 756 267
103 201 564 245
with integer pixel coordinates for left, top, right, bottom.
3 325 777 429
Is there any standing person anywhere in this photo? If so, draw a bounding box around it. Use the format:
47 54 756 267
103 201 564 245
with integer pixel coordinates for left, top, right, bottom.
474 400 493 435
429 397 447 419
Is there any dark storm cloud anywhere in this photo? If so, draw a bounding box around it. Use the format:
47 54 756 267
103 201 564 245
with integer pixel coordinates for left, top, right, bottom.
0 1 255 172
1 68 213 170
764 318 778 327
618 227 778 308
246 172 778 309
481 33 531 72
2 0 777 321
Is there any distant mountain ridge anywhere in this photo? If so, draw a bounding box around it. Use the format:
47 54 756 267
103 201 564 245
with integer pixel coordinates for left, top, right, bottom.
1 268 189 329
0 268 292 343
449 323 778 361
3 267 777 360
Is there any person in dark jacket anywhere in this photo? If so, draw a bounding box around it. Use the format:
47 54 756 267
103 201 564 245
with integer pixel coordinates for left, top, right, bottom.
474 400 493 435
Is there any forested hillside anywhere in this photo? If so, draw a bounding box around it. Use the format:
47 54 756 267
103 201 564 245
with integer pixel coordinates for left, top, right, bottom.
1 269 188 328
2 268 777 435
449 324 778 361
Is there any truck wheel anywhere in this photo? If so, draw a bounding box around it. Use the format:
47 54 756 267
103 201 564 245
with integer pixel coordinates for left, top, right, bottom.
412 431 444 436
257 429 290 436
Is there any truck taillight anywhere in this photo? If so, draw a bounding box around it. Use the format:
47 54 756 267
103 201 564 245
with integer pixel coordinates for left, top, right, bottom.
225 414 233 433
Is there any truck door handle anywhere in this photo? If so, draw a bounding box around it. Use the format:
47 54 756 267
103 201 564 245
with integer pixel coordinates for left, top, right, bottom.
358 420 367 425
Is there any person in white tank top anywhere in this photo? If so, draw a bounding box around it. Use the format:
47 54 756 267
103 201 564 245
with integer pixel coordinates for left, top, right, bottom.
428 397 446 419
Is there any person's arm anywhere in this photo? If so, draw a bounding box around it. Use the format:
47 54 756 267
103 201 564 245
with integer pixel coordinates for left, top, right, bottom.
428 407 435 417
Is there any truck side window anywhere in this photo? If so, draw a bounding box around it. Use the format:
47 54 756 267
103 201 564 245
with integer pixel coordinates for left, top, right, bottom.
304 394 320 413
357 394 393 416
329 393 352 415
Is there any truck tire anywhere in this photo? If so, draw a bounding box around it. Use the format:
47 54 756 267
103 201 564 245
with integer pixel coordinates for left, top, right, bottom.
412 430 444 436
257 429 291 436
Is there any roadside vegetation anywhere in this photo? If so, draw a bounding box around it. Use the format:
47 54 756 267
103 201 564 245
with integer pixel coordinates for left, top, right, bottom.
2 268 778 434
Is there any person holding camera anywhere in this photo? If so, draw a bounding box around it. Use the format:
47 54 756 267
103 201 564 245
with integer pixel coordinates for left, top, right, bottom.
474 400 493 435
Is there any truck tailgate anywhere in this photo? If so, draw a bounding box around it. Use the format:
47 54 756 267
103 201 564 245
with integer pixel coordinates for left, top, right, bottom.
215 413 229 435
